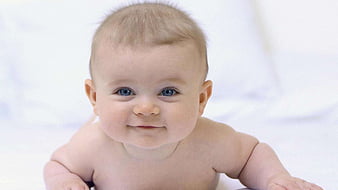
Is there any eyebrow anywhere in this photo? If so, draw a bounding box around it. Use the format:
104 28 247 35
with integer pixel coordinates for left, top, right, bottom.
105 77 187 87
105 79 133 87
158 77 188 86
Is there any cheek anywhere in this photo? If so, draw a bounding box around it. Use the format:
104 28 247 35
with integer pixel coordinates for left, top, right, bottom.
96 98 130 127
96 102 131 141
167 97 200 129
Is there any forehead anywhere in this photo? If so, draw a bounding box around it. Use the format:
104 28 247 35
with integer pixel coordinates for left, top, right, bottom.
92 42 205 83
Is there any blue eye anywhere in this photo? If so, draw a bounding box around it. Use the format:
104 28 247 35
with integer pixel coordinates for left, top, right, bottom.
115 88 134 96
160 88 178 96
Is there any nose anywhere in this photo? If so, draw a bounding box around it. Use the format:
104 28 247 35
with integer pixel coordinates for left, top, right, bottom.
133 100 160 116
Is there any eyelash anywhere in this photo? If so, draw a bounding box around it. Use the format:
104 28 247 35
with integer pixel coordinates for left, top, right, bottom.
159 87 180 97
113 87 180 97
113 87 135 96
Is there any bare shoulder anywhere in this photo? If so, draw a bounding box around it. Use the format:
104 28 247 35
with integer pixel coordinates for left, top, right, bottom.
196 117 235 135
193 117 240 142
194 117 259 178
50 120 108 181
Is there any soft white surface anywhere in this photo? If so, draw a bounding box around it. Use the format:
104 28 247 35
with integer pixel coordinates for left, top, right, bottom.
1 0 337 189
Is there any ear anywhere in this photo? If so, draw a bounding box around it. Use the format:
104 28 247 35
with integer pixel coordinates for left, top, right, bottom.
85 79 98 115
199 80 213 115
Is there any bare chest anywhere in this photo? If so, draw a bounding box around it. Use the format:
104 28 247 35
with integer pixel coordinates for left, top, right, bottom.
92 154 218 190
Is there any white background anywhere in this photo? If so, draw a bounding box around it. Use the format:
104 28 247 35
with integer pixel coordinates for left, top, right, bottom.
1 0 337 189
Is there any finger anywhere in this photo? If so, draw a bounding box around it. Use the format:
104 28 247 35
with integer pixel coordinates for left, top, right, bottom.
64 183 89 190
295 179 309 189
294 178 322 190
309 182 324 190
268 183 287 190
282 180 303 190
72 184 89 190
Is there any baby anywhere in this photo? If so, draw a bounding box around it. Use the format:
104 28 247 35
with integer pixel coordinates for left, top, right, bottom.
44 2 323 190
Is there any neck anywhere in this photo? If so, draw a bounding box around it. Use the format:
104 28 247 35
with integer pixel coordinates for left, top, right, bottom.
122 142 180 161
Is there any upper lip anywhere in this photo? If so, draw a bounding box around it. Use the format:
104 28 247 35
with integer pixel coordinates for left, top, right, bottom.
128 125 163 128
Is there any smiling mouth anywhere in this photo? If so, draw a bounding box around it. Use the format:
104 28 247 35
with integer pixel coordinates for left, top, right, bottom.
137 126 160 129
128 125 163 129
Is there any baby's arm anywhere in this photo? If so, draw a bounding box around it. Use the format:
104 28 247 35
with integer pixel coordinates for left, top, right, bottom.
44 122 96 190
44 158 89 190
238 142 323 190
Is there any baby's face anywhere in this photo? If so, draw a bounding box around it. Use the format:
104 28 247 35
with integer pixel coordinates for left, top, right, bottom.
88 43 209 149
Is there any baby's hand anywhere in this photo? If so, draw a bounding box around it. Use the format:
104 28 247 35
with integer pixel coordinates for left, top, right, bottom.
46 178 89 190
267 175 323 190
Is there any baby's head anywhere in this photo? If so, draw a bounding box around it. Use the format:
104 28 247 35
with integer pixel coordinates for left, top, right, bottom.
86 2 212 149
89 2 208 82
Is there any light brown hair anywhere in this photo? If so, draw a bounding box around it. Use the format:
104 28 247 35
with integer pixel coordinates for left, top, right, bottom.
89 2 208 79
